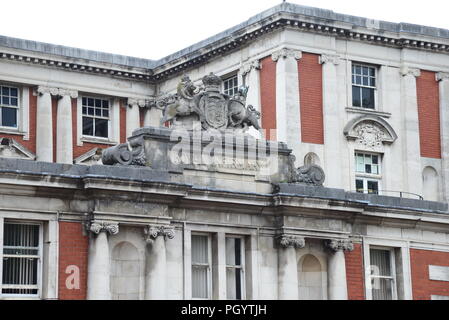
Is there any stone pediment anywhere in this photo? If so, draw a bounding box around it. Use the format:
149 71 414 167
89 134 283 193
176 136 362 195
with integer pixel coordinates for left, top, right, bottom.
0 138 35 160
343 115 397 151
74 148 103 165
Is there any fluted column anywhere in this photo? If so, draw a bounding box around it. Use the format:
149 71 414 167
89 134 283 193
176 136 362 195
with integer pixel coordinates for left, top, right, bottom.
57 89 77 164
241 60 262 138
36 86 56 162
126 98 143 138
400 67 423 197
87 222 119 300
320 54 341 188
143 225 175 300
272 48 302 163
437 72 449 202
325 239 353 300
277 235 305 300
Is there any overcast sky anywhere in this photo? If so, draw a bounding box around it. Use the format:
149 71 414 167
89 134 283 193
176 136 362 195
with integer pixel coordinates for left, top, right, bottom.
2 0 449 60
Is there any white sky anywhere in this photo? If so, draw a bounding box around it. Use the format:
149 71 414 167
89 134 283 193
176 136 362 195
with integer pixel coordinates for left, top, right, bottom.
1 0 449 60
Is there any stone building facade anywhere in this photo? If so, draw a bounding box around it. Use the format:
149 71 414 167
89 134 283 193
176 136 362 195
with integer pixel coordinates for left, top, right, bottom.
0 2 448 300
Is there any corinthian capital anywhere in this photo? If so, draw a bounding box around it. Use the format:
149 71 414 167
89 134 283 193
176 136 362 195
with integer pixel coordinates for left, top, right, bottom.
319 54 341 65
37 86 58 96
271 48 302 62
325 239 354 252
143 225 175 243
400 66 421 77
436 72 449 82
278 235 305 249
58 89 78 99
89 222 119 235
240 60 261 76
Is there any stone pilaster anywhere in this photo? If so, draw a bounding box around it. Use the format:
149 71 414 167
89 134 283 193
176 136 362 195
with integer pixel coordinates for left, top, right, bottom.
126 98 144 138
57 89 77 164
36 86 55 162
143 225 175 300
400 66 423 197
87 222 119 300
320 54 341 188
437 72 449 202
272 48 302 165
325 239 353 300
277 235 305 300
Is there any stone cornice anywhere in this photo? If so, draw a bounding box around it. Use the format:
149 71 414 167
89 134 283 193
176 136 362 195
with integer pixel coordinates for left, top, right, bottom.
271 48 302 62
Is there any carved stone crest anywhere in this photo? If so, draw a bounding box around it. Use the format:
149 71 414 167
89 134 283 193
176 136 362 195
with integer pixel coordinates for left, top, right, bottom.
199 75 228 129
344 116 397 151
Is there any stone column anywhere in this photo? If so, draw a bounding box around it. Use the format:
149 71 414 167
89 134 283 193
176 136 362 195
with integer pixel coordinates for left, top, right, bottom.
400 67 423 197
320 54 341 188
143 225 175 300
87 222 119 300
126 98 143 138
36 86 56 162
272 48 302 164
325 239 353 300
277 235 305 300
144 105 162 127
437 72 449 202
241 60 262 138
56 89 77 164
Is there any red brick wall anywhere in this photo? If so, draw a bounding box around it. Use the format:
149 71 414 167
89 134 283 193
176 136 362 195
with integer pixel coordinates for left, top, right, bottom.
120 99 127 143
298 53 324 144
416 70 441 159
0 87 37 154
410 249 449 300
260 56 277 140
345 243 365 300
58 222 89 300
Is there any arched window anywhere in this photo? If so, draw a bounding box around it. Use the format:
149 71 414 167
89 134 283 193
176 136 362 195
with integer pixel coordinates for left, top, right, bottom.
422 166 439 201
298 254 325 300
304 152 321 166
111 242 141 300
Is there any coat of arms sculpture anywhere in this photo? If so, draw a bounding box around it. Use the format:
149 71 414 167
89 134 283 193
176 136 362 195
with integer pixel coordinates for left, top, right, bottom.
155 72 261 132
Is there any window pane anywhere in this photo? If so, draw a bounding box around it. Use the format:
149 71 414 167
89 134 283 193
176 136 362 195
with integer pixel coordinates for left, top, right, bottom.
2 107 17 127
192 266 208 299
88 98 94 106
365 164 372 174
372 278 393 300
370 249 391 277
10 88 18 97
95 99 101 108
88 107 94 116
94 118 108 138
82 117 94 136
102 109 109 118
82 97 87 105
2 96 10 105
367 180 379 194
95 108 102 116
226 268 242 300
356 179 364 193
352 86 361 107
192 235 208 264
362 87 375 109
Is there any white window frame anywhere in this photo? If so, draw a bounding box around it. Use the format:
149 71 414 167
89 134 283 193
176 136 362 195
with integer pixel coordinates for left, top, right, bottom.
191 233 212 300
77 95 119 146
351 63 378 110
222 74 239 97
225 236 246 300
0 220 43 299
355 151 382 194
0 83 29 139
368 246 398 300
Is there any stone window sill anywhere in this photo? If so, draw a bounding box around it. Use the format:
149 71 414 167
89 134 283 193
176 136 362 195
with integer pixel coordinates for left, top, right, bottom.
0 128 26 136
81 137 117 146
346 107 391 118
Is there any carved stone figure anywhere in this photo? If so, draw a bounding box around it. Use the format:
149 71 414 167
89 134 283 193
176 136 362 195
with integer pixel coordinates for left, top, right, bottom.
155 72 261 132
286 155 326 186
